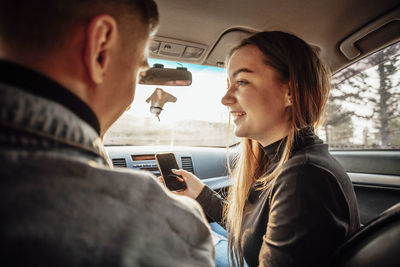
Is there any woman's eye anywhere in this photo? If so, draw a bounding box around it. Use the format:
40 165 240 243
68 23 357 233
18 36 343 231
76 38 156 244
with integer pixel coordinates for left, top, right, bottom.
236 80 248 86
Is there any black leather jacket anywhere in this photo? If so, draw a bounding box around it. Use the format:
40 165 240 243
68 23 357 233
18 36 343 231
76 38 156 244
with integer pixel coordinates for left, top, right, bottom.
197 128 360 267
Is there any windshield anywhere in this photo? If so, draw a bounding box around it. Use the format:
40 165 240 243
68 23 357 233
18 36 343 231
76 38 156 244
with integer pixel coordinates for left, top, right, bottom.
103 59 239 147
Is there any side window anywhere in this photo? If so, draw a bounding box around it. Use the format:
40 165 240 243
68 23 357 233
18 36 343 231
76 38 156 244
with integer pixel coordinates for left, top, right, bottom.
322 42 400 149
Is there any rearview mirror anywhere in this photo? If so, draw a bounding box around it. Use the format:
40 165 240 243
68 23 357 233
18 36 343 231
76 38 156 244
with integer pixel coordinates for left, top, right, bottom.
139 64 192 86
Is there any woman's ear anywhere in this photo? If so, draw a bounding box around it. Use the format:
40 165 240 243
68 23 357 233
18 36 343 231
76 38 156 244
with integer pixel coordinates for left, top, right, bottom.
284 84 293 107
83 14 118 84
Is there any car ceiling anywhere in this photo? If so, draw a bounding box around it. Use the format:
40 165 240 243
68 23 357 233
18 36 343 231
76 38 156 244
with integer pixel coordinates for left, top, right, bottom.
152 0 400 73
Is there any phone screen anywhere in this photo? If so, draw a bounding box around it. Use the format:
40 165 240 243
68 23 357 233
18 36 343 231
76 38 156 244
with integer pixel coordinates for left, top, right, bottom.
155 153 187 191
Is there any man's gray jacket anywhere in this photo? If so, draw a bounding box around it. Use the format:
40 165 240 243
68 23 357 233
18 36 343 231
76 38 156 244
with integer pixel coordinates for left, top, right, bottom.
0 60 214 267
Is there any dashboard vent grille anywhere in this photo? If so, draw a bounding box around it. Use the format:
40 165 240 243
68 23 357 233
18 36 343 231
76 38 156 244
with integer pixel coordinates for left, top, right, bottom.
112 158 127 168
181 156 194 173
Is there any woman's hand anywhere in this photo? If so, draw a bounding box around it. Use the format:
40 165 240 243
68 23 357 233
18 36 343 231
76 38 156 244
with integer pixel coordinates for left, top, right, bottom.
157 169 205 199
171 169 205 199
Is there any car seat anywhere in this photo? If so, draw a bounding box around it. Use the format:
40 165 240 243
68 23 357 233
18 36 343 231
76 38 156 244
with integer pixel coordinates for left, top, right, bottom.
330 202 400 267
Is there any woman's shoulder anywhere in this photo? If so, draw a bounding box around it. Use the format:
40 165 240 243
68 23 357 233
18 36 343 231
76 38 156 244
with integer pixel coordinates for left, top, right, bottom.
273 144 354 204
284 142 347 179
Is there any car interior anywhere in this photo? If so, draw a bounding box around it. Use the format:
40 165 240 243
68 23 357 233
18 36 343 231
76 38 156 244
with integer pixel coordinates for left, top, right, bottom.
104 0 400 265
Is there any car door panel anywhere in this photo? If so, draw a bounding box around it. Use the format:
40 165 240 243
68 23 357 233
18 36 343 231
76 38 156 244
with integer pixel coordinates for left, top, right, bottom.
332 151 400 225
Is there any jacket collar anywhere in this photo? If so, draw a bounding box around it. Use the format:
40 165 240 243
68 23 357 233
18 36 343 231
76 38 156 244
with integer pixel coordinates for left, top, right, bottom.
262 126 323 163
0 83 111 167
0 59 100 135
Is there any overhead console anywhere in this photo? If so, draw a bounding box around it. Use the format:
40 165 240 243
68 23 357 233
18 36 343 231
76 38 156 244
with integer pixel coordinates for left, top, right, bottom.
147 29 256 67
148 36 208 65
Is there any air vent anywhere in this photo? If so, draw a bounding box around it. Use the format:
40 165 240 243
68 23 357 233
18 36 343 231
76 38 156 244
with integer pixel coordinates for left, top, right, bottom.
112 158 127 168
181 156 194 173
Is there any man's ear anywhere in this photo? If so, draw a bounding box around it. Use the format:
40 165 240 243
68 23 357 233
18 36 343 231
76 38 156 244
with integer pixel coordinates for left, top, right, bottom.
84 14 118 84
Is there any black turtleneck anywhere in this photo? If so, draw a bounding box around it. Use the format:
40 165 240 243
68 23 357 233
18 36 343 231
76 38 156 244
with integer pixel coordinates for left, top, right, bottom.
196 127 360 267
0 59 100 135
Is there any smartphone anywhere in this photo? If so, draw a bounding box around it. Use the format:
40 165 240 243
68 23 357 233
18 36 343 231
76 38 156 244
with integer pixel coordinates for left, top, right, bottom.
155 153 187 191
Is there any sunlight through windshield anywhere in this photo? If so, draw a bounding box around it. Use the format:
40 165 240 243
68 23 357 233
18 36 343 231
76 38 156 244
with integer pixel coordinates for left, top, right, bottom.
103 59 239 147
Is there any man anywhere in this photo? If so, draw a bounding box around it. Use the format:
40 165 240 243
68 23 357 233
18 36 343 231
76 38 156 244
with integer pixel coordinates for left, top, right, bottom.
0 1 214 266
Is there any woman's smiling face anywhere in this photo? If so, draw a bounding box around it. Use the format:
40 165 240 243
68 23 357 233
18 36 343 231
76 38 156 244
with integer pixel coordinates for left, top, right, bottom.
222 45 291 146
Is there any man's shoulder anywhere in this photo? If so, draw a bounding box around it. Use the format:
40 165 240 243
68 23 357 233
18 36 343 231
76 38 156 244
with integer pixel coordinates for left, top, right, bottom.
65 161 215 265
91 163 207 219
1 155 215 266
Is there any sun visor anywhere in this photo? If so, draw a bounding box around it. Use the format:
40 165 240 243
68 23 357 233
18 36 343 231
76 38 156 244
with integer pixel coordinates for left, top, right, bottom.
339 7 400 61
205 29 254 67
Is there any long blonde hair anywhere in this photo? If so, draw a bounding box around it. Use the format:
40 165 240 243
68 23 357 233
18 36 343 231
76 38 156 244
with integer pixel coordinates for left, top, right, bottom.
223 31 330 267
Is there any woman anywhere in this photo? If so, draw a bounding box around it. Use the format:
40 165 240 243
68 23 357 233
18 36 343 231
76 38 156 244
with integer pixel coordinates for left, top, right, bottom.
172 31 360 267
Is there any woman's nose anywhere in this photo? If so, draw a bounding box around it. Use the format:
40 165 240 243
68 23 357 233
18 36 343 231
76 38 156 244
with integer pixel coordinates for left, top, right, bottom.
221 87 236 106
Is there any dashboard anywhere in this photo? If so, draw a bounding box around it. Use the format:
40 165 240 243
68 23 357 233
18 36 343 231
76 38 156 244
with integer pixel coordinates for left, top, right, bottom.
105 145 237 190
105 145 400 224
106 146 400 190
